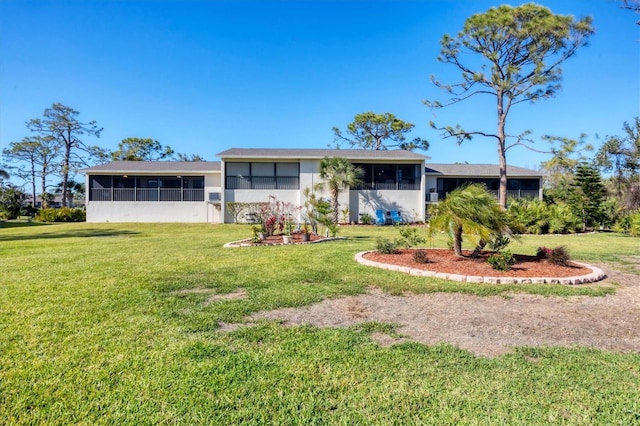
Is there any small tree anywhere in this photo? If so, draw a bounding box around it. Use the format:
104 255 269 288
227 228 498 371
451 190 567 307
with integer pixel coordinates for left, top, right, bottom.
540 133 594 204
426 4 594 209
318 157 362 223
569 163 607 230
332 112 428 151
428 184 509 256
0 185 25 219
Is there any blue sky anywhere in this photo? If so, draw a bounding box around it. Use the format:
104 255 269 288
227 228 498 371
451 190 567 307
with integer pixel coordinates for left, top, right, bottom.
1 0 638 178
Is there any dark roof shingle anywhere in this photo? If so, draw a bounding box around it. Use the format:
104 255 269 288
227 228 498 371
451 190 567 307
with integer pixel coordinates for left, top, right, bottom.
425 163 543 177
217 148 429 161
83 161 221 173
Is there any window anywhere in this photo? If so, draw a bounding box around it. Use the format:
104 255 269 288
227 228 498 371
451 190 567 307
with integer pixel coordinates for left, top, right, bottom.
89 175 205 202
352 163 420 190
225 162 299 189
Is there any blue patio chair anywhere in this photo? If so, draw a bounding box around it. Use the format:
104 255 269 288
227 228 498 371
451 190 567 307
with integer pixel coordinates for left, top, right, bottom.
390 210 404 224
375 209 386 225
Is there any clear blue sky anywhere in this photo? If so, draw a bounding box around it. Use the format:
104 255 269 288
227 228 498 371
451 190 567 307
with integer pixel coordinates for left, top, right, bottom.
1 0 638 177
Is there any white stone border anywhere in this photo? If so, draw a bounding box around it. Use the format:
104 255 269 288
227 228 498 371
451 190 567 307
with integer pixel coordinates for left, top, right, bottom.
224 236 346 248
355 250 607 285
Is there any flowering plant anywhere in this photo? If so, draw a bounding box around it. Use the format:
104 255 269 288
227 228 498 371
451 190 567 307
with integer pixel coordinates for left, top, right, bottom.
536 246 552 259
256 195 301 236
264 215 277 236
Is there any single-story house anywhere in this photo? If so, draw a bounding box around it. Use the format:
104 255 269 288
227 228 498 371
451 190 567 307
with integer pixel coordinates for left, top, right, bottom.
83 149 543 223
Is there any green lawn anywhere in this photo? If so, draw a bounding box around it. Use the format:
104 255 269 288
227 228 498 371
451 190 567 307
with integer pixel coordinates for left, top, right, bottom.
1 222 639 424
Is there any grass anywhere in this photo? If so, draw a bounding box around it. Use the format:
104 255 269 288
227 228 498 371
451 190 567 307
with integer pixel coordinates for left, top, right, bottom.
1 222 639 424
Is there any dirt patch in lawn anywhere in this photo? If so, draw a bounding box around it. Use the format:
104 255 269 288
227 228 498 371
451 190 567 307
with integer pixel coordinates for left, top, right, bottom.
235 259 640 357
174 288 247 304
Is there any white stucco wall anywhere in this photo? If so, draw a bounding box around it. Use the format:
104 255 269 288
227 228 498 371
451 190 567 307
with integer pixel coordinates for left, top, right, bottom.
223 190 300 223
349 190 425 223
86 201 209 222
221 159 332 223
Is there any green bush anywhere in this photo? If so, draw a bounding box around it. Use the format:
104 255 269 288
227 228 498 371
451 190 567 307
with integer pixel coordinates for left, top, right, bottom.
629 211 640 237
507 198 583 234
488 234 511 251
35 208 85 223
487 250 516 271
547 203 582 234
375 238 398 254
396 225 426 248
359 214 373 225
614 210 640 236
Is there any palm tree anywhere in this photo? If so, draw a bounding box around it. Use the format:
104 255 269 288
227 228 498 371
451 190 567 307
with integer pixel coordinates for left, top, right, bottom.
428 183 509 257
318 157 362 223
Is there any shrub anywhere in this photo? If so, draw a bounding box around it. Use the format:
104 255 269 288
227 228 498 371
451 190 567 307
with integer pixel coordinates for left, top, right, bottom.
35 208 85 222
548 245 571 266
359 214 373 225
487 250 516 271
376 238 398 254
396 225 426 248
630 211 640 237
547 203 582 234
536 246 552 259
614 210 640 237
413 249 429 264
327 222 339 237
489 234 511 251
507 198 590 235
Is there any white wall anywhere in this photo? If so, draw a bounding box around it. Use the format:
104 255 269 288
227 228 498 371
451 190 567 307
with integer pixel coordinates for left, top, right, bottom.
87 202 209 223
350 190 425 223
221 159 331 223
223 189 300 223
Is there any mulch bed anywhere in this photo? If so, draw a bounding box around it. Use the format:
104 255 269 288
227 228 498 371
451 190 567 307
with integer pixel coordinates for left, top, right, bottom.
363 249 591 278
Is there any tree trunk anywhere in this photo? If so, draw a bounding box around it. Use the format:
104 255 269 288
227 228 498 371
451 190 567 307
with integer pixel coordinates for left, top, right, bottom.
61 130 72 207
30 163 36 207
471 239 487 258
453 224 463 257
61 128 73 208
331 185 340 224
40 164 48 208
497 92 508 210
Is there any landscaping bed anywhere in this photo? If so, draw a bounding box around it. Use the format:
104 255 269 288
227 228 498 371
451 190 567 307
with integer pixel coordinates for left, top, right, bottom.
363 248 592 278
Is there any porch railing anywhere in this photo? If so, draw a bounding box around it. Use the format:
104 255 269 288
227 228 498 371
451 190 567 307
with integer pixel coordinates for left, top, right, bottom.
354 179 420 191
91 188 204 202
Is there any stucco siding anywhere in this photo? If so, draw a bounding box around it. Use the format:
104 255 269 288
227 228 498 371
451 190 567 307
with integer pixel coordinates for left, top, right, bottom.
87 201 209 222
351 190 425 223
223 189 300 223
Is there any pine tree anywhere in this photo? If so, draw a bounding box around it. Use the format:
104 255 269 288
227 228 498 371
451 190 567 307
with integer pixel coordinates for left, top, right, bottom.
570 163 607 230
